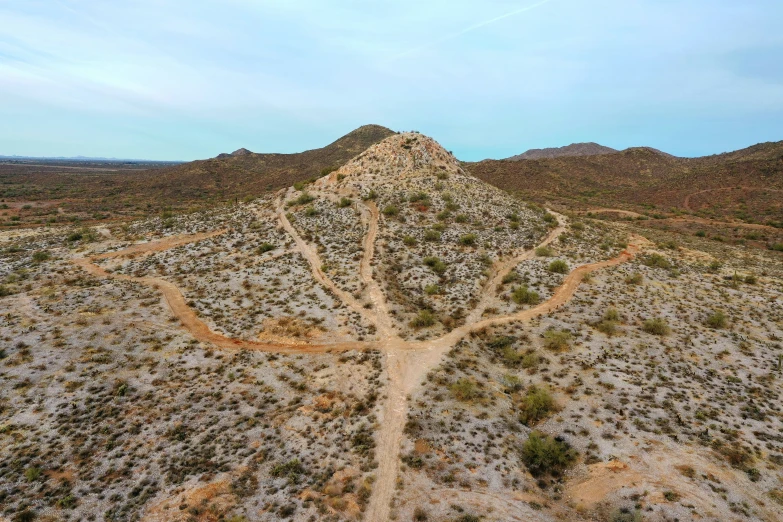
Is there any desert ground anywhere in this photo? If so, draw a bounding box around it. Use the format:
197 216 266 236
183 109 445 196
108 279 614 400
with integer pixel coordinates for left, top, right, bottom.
1 133 781 522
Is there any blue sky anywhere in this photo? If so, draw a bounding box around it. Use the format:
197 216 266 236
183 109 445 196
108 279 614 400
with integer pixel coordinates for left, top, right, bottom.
1 0 782 161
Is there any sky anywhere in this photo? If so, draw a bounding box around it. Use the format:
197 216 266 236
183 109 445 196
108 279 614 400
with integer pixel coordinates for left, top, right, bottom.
1 0 782 161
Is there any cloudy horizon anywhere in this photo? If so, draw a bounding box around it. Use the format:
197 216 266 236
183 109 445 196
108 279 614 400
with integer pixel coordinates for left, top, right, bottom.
1 0 782 161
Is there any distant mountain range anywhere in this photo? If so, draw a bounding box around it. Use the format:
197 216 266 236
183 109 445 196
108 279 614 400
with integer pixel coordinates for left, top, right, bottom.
507 142 618 160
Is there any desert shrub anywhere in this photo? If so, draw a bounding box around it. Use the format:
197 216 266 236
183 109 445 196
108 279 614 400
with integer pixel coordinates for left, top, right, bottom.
338 197 352 208
271 459 305 484
543 212 557 224
24 467 41 482
423 257 447 274
604 308 620 321
521 432 577 477
450 378 479 401
382 205 399 217
543 329 571 351
642 318 670 336
424 284 441 295
501 374 523 393
363 189 377 200
413 507 429 521
642 253 672 269
459 234 477 246
304 205 319 217
521 351 541 369
257 243 275 254
455 214 469 223
548 260 568 274
535 246 554 257
771 243 783 252
320 165 338 176
410 310 436 328
32 250 50 262
511 285 539 305
519 386 557 425
502 272 521 284
708 260 722 272
595 308 621 336
409 191 430 203
437 210 451 220
625 272 643 285
403 235 416 246
609 508 644 522
293 192 315 205
706 311 727 329
424 230 441 242
744 273 757 284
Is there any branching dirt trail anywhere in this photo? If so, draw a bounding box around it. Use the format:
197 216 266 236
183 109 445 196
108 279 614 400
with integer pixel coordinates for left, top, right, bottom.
73 196 645 522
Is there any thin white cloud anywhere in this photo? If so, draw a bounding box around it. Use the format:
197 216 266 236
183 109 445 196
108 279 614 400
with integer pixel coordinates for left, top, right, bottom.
387 0 556 61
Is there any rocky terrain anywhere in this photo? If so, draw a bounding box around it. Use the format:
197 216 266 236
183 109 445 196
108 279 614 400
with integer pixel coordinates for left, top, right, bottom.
1 132 781 522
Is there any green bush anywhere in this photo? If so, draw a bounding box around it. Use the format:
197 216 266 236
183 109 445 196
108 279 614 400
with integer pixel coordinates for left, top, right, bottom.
304 206 318 217
642 317 670 336
642 253 672 269
706 311 727 329
450 378 479 401
424 284 441 295
771 243 783 252
403 235 416 246
502 272 521 284
320 165 338 176
609 508 644 522
270 459 305 484
521 432 577 477
257 243 275 254
338 197 352 208
535 246 554 257
548 260 568 274
410 310 436 328
519 386 557 426
455 214 469 223
409 191 430 203
382 205 399 217
459 234 477 246
625 272 643 285
293 192 315 205
511 285 539 305
424 230 441 242
32 250 50 262
543 329 571 351
423 257 447 274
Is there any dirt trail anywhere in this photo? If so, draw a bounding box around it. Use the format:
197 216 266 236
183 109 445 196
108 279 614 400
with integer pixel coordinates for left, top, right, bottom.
71 201 645 522
74 238 369 354
464 211 565 325
92 229 227 260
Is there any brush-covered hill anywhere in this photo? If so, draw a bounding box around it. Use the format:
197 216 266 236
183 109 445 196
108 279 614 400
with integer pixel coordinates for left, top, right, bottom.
141 124 396 202
468 141 783 224
507 142 617 160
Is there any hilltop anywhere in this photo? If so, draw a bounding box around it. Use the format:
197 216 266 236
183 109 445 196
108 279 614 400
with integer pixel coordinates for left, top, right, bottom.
507 142 617 160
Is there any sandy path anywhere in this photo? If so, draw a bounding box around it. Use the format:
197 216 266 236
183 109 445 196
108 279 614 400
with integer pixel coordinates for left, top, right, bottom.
464 211 566 325
74 237 370 354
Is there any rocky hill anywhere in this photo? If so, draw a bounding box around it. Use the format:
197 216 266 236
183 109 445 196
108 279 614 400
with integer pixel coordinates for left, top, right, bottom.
507 142 617 160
